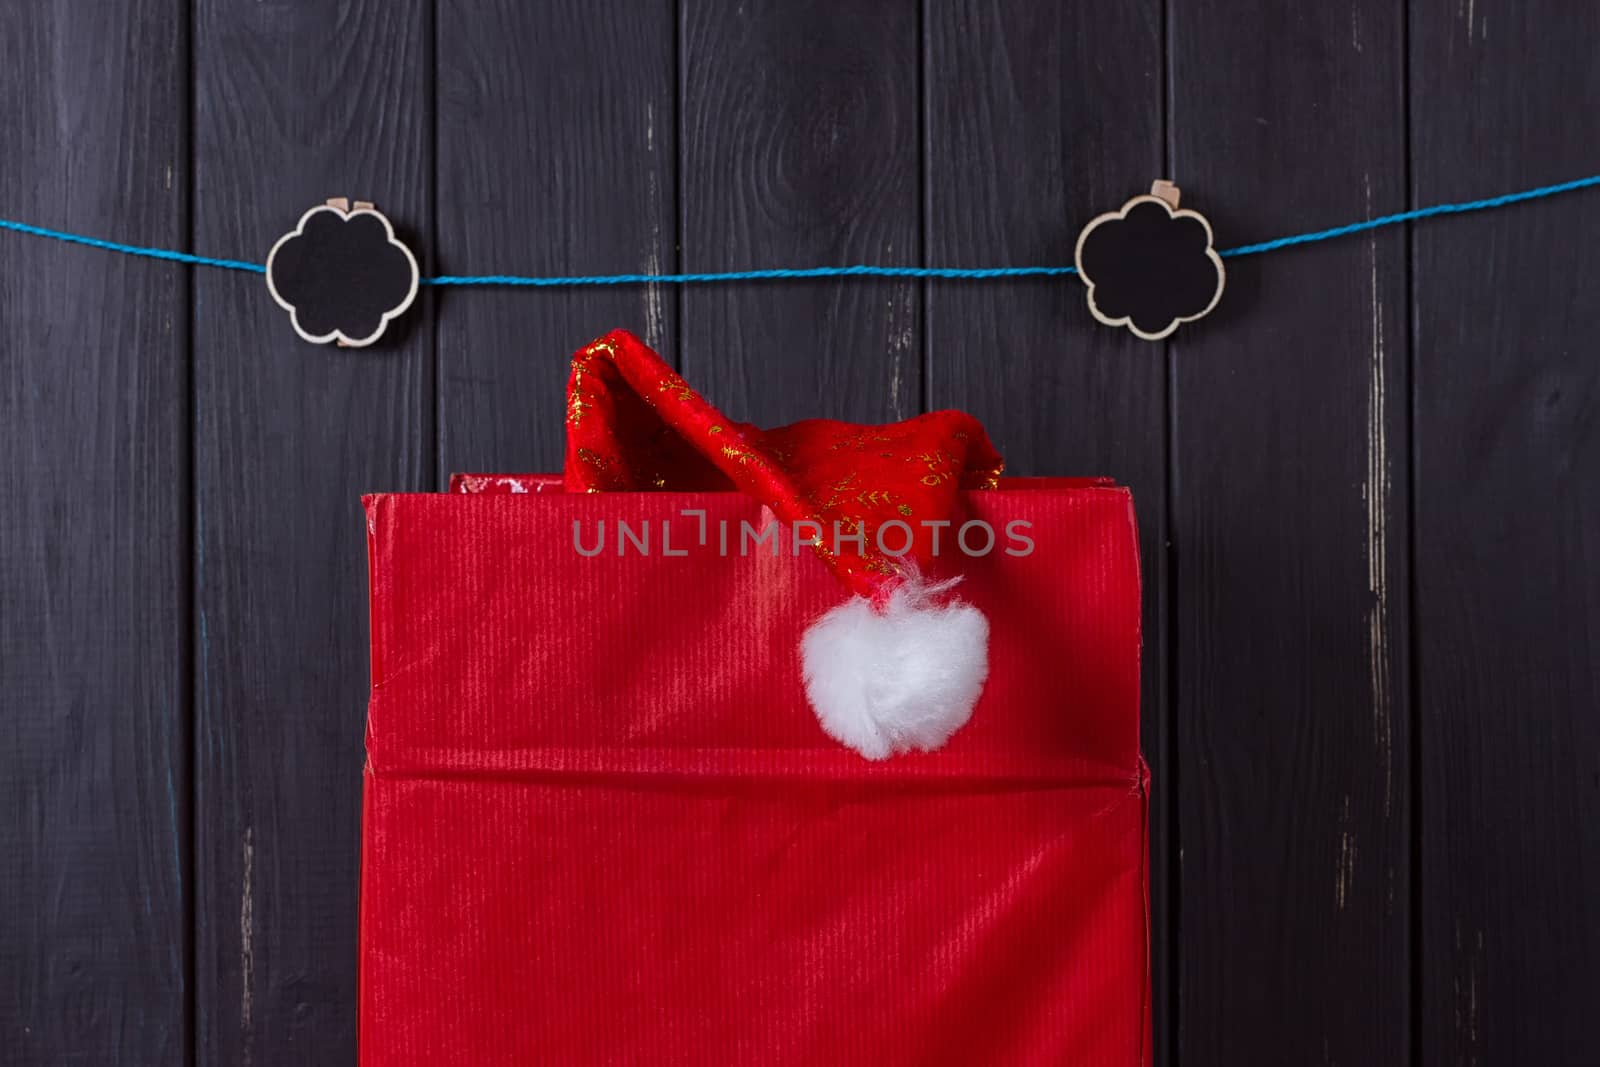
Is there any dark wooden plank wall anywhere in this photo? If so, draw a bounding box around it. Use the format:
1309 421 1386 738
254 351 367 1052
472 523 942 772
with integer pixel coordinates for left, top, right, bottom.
1169 2 1412 1063
682 0 921 426
1 3 190 1062
191 3 432 1064
1411 2 1600 1063
437 0 676 472
1 2 1596 1065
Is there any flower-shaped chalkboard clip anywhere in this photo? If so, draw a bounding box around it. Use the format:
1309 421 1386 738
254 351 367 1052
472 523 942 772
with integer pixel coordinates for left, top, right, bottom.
266 198 420 347
1075 181 1224 341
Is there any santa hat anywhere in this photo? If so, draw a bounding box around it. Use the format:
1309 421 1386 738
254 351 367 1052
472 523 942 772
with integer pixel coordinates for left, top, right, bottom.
565 329 1005 760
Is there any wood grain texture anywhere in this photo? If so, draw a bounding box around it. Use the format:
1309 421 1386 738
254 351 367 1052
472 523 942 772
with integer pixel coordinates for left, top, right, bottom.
0 4 189 1063
7 6 1600 1065
1168 2 1412 1064
436 0 676 476
1410 4 1600 1063
191 1 431 1062
680 0 920 424
921 3 1171 1063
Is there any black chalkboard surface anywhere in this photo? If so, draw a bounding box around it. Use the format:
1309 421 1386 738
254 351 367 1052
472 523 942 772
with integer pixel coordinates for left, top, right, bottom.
265 200 419 346
1075 186 1224 340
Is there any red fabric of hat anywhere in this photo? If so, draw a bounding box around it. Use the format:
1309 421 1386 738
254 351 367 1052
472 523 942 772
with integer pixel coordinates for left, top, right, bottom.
564 329 1007 759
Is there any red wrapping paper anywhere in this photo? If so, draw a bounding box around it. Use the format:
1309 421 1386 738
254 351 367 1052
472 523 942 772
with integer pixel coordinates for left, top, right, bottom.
359 480 1149 1065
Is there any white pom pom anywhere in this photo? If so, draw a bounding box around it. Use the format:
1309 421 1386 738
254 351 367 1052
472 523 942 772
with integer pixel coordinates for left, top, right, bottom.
800 574 989 760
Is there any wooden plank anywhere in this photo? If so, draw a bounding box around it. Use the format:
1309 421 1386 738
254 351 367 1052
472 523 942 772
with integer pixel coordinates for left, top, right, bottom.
680 0 920 425
0 4 189 1062
922 3 1170 1061
436 1 677 475
1410 4 1600 1063
191 2 431 1062
1168 3 1411 1063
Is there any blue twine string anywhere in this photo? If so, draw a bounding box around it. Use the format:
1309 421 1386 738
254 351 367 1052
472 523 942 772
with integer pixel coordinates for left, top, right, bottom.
1219 172 1600 258
3 172 1598 285
428 264 1080 285
0 217 266 273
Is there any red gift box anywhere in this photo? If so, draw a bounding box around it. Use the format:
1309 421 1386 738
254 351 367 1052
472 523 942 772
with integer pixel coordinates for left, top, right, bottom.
358 333 1149 1064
